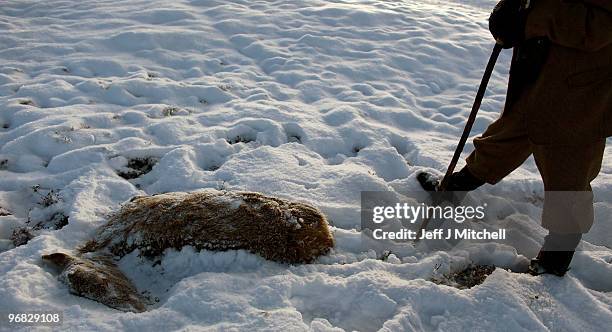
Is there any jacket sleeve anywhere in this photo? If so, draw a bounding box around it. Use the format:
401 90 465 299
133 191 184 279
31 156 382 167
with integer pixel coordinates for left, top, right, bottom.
525 0 612 52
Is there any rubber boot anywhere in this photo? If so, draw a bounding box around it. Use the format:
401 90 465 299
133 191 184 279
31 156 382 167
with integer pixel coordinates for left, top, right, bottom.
528 232 582 276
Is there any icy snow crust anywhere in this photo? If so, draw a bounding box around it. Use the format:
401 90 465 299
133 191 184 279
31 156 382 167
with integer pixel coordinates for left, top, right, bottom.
1 0 611 331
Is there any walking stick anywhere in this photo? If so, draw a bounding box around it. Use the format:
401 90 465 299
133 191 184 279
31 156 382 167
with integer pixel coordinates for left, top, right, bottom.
415 43 503 242
438 43 503 191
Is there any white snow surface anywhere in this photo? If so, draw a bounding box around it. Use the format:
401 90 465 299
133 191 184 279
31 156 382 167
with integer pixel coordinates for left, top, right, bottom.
1 0 612 331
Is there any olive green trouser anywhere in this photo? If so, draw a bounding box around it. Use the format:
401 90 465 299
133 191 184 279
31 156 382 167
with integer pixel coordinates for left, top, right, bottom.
465 107 605 234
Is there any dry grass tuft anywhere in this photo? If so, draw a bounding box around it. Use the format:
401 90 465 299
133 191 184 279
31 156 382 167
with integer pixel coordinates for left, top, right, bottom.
432 264 496 289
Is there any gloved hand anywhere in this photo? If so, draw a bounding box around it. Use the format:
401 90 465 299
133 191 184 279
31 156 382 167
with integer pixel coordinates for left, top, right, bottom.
489 0 526 49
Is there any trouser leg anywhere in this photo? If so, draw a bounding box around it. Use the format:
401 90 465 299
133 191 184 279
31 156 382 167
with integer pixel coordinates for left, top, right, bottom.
466 109 532 184
532 140 606 234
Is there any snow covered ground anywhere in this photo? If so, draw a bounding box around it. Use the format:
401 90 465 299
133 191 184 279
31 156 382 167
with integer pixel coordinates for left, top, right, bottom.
1 0 611 330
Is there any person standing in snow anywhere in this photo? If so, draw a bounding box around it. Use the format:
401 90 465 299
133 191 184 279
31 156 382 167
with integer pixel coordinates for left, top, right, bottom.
422 0 612 276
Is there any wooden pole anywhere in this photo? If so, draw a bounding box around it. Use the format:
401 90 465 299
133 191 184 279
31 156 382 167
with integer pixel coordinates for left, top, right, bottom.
415 43 503 242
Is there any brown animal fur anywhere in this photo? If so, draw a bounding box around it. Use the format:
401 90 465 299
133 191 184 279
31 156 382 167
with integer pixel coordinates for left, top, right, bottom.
42 253 146 312
43 190 334 312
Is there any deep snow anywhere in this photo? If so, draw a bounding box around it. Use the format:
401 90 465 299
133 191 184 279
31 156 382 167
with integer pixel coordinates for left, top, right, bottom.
1 0 611 331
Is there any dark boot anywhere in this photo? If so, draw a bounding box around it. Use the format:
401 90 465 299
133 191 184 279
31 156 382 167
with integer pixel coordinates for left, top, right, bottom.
417 166 485 192
528 232 582 276
528 251 575 276
446 167 486 191
417 167 486 206
416 172 440 192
